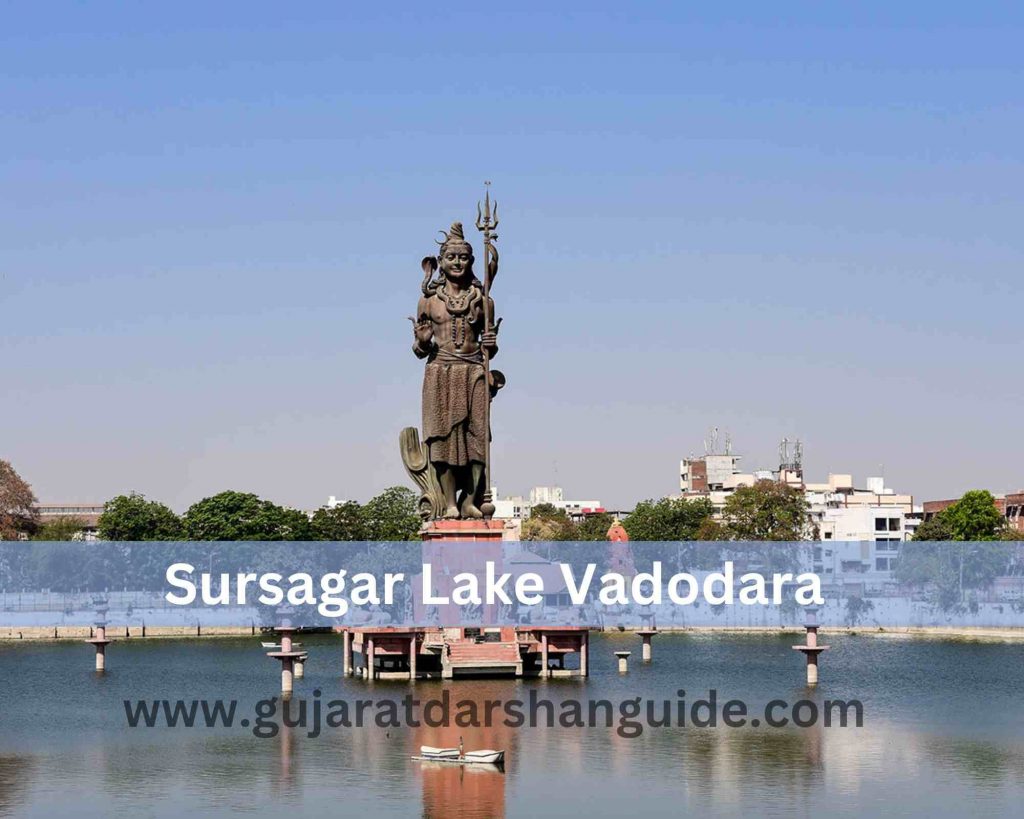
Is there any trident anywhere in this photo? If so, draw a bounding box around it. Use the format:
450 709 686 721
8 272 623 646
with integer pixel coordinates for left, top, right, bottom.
475 182 499 519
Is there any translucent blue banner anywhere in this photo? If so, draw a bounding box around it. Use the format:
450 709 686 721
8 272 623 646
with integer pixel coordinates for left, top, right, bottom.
1 540 1022 629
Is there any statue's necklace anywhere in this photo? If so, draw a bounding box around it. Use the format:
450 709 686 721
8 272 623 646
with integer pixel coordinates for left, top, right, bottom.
438 284 472 316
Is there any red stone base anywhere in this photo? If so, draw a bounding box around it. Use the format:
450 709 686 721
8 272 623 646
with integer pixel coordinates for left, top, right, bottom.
421 519 506 542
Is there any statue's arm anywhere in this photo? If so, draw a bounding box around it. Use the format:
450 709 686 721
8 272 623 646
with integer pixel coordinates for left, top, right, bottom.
482 296 499 359
412 295 435 359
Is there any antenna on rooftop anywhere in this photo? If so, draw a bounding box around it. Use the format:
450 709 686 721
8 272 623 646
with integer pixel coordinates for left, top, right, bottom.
779 436 804 477
704 426 720 456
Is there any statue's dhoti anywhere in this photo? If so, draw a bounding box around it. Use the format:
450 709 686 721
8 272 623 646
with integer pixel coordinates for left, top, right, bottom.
422 349 487 467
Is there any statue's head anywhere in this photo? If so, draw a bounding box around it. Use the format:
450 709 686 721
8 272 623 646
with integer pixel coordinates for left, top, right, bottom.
437 222 475 283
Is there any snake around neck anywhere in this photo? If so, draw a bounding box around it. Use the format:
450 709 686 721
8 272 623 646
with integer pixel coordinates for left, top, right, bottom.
437 281 483 319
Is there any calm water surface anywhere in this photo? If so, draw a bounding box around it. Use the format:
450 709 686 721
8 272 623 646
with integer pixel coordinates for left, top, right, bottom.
1 633 1022 818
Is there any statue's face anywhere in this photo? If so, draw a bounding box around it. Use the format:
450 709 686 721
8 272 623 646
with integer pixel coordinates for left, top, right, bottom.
440 243 473 280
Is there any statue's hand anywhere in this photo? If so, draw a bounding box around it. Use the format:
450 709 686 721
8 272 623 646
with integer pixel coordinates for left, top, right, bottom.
481 330 498 351
414 319 434 345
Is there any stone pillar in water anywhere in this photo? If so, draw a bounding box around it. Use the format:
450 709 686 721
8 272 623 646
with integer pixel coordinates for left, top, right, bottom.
792 605 829 686
267 609 305 695
638 629 656 662
85 597 112 672
281 658 294 694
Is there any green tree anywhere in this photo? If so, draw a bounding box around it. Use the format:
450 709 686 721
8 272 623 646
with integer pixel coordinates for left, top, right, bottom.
347 540 421 580
28 541 88 591
897 540 1013 610
98 493 183 540
575 512 614 541
528 503 564 521
360 487 421 540
714 481 813 574
721 480 812 541
695 517 728 541
943 490 1007 541
619 497 719 573
32 516 85 541
309 488 420 542
623 497 715 541
1 459 38 539
519 505 598 576
183 491 311 541
844 596 875 627
912 514 953 541
521 504 576 541
310 500 368 540
896 542 952 587
16 540 129 592
915 491 1008 542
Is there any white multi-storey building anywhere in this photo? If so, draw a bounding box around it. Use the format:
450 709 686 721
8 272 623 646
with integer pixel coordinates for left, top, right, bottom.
809 540 906 595
679 453 771 510
679 440 918 546
492 486 604 522
804 474 917 545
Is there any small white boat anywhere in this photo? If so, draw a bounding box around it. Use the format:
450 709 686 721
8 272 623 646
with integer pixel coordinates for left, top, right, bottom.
419 745 460 759
463 750 505 764
415 746 505 765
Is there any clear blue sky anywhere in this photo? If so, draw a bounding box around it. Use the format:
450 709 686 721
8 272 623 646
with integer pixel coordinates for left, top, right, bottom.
3 2 1022 511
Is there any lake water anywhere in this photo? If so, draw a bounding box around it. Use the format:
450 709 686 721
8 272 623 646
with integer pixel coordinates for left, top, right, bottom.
1 633 1022 817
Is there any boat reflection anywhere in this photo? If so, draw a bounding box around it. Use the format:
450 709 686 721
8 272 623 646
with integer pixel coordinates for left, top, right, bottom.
413 708 516 819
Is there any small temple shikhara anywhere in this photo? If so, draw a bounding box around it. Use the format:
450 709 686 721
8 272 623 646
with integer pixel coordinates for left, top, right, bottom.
339 520 590 680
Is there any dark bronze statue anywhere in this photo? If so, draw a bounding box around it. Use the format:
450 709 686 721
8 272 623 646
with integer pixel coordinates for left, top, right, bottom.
401 191 503 521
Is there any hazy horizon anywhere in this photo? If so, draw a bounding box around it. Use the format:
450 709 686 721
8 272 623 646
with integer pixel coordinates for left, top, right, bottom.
3 3 1022 512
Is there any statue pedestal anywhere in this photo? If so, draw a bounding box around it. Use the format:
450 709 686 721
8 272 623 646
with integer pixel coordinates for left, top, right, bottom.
417 519 506 626
421 519 506 542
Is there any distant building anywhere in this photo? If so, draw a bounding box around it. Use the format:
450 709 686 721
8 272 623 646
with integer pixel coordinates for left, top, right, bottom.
33 503 104 541
492 486 604 523
680 434 799 510
527 486 562 505
680 453 774 511
810 540 907 596
676 436 1023 596
805 475 916 544
681 453 751 492
679 437 917 543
